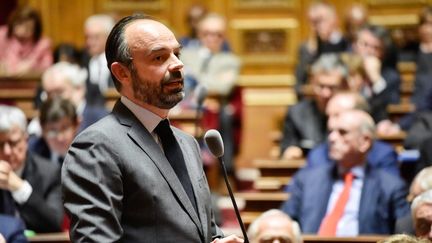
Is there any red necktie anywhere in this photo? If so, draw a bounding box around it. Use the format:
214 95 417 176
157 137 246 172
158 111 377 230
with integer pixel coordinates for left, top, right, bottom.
318 172 354 236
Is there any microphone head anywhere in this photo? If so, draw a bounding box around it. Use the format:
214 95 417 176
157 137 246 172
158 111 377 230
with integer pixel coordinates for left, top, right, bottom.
204 129 224 158
195 84 208 106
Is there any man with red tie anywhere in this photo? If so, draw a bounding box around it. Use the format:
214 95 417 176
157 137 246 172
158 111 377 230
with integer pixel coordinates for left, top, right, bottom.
281 110 410 236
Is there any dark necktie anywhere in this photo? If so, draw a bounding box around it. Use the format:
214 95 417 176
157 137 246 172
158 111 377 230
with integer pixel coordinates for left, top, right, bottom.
155 119 198 213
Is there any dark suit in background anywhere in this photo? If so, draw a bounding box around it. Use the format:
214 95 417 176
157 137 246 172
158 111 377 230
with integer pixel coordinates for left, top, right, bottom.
0 215 28 243
280 99 327 156
281 163 410 234
0 153 63 233
62 101 223 242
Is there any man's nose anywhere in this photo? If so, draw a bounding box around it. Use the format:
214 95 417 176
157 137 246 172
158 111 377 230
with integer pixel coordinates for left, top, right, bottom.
168 54 184 72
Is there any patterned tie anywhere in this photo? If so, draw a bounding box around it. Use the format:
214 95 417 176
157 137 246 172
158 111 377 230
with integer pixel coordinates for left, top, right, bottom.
154 119 198 213
318 172 354 236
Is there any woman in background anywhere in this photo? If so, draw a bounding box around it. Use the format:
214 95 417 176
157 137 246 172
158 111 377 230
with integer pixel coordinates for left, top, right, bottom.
0 6 52 75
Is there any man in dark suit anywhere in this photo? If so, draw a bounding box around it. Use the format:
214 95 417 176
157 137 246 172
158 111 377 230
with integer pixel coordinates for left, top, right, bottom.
307 92 399 176
62 14 243 242
39 61 108 134
280 53 347 159
0 214 27 243
281 110 409 236
0 105 63 233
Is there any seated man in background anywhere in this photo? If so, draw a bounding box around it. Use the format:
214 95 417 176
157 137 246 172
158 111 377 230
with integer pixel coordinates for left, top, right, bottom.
280 53 347 159
307 91 399 176
295 2 348 98
28 97 79 165
81 14 116 106
281 110 409 236
411 190 432 241
29 62 108 136
0 105 63 232
247 209 303 243
180 13 241 173
0 214 27 243
396 166 432 234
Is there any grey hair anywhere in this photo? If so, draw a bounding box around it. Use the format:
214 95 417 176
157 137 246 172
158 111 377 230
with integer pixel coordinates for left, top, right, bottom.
411 190 432 219
413 166 432 192
0 105 27 133
42 61 88 88
310 53 348 78
247 209 303 243
84 14 116 34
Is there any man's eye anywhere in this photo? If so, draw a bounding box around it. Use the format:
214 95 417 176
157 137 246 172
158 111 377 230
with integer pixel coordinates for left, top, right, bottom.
155 56 162 61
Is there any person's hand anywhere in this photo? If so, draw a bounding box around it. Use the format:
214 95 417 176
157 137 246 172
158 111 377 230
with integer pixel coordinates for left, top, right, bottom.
362 55 382 84
0 233 5 243
211 235 244 243
376 119 401 136
281 146 303 160
0 160 24 191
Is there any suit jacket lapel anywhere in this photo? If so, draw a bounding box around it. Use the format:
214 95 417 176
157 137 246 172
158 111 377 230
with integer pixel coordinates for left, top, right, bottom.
358 168 379 233
112 101 204 237
176 133 207 238
312 165 335 231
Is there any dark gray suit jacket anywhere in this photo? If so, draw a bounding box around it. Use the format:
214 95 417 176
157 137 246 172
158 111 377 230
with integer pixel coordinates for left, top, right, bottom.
62 100 223 242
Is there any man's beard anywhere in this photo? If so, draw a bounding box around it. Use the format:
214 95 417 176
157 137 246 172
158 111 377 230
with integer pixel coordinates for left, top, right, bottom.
130 66 185 109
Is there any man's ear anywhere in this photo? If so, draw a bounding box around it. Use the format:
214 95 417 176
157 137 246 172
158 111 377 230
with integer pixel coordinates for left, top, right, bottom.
111 62 131 86
358 134 372 153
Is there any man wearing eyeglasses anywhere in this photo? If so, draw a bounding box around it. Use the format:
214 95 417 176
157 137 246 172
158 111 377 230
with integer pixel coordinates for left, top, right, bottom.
0 105 63 233
281 110 409 236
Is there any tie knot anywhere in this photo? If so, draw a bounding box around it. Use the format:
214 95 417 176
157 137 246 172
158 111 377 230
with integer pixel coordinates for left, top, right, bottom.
155 119 172 137
344 172 354 183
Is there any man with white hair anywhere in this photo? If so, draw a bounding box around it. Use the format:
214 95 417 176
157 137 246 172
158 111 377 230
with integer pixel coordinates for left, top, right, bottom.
247 209 303 243
39 61 108 133
411 190 432 240
82 14 116 106
0 105 63 232
281 110 409 236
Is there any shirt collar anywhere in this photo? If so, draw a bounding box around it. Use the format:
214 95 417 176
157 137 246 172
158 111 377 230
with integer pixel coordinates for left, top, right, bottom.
120 96 163 133
337 164 365 179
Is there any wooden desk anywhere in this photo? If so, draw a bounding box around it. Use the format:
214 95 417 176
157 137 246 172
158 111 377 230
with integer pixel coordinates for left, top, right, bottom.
253 158 305 177
28 232 70 242
303 235 386 243
236 191 289 212
0 74 41 89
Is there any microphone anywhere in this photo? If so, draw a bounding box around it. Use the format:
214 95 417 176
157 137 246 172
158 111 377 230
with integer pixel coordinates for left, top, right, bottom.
194 84 208 138
204 129 249 243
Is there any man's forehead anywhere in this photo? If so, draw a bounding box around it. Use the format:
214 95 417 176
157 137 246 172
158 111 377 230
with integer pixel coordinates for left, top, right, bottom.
125 19 178 51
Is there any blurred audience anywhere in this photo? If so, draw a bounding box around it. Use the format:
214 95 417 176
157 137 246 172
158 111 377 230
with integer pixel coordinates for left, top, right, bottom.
307 91 399 176
343 4 368 46
0 105 63 232
28 97 79 165
281 110 409 236
180 4 230 52
295 2 348 98
280 54 347 159
411 190 432 241
352 25 401 105
81 14 115 106
378 234 428 243
411 6 432 111
247 209 302 243
396 166 432 234
181 13 241 173
0 214 27 243
29 62 108 136
0 6 52 76
53 43 81 64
